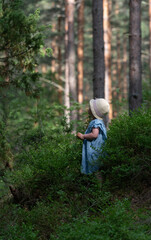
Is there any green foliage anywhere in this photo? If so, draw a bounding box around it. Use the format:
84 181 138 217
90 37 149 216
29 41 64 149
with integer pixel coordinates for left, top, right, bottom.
1 128 109 239
6 130 99 206
51 200 151 240
0 223 38 240
0 120 13 169
102 108 151 189
143 81 151 108
0 203 38 240
1 105 151 239
0 0 50 94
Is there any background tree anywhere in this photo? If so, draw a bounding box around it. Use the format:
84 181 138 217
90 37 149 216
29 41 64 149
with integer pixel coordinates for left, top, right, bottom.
0 0 49 168
65 0 70 123
129 0 142 112
68 0 76 105
77 0 84 111
149 0 151 77
103 0 112 119
92 0 105 98
65 0 77 123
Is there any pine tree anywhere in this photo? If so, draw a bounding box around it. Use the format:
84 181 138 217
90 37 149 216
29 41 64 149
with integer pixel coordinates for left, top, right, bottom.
77 0 84 108
129 0 142 112
92 0 105 98
0 0 48 95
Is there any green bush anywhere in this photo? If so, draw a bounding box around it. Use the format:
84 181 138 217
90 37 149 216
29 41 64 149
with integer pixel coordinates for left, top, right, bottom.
0 203 38 240
2 131 111 239
7 133 80 200
51 200 151 240
102 108 151 189
6 130 104 209
0 223 38 240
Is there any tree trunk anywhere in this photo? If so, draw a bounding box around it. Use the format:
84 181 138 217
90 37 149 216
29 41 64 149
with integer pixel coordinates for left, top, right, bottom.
129 0 142 112
68 0 76 103
116 33 122 102
68 0 77 124
65 0 70 123
112 62 118 118
123 37 128 101
92 0 105 98
115 2 122 103
58 16 62 105
51 22 58 74
103 0 112 119
149 0 151 76
77 0 84 108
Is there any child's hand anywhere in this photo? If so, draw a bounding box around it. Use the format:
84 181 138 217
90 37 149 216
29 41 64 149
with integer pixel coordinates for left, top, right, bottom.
77 132 84 140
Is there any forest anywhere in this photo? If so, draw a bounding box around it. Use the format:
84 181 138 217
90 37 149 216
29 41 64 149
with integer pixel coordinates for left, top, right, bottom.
0 0 151 239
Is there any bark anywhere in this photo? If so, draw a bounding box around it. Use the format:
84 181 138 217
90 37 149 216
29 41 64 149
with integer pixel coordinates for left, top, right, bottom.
77 0 84 106
58 16 62 104
92 0 105 98
149 0 151 76
115 2 122 103
112 62 118 118
51 22 58 74
68 0 77 124
68 0 76 103
41 64 47 74
103 0 112 119
123 37 128 100
116 33 122 102
65 0 70 123
129 0 142 112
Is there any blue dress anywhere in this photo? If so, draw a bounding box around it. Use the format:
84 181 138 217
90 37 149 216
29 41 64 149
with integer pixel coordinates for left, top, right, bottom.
81 119 107 174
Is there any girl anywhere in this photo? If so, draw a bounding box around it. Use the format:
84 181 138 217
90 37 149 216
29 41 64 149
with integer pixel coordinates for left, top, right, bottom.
77 98 109 175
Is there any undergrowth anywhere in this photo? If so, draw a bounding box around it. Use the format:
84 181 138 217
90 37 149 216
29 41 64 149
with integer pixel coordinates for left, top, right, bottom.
102 107 151 190
0 107 151 239
51 200 151 240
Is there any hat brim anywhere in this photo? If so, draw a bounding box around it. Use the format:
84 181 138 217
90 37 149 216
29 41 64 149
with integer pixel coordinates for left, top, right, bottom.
89 99 103 120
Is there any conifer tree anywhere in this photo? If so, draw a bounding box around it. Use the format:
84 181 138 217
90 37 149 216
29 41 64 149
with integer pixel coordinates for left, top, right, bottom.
92 0 105 98
129 0 142 112
0 0 49 95
0 0 49 169
104 0 112 119
77 0 84 108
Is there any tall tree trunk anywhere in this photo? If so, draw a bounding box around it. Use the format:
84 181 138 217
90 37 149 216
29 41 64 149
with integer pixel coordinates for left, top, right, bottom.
103 0 112 119
129 0 142 112
123 37 128 100
68 0 76 103
92 0 105 98
149 0 151 76
58 16 62 105
115 2 122 103
68 0 77 123
65 0 70 123
116 34 122 102
77 0 84 109
51 22 58 74
112 62 118 118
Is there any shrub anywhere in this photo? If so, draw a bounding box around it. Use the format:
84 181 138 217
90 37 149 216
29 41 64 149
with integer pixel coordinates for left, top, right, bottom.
0 203 38 240
3 131 112 239
102 108 151 189
51 199 151 240
0 223 38 240
6 131 104 210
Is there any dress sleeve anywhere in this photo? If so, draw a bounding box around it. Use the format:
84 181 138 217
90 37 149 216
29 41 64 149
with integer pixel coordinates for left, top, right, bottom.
91 120 107 138
91 119 102 129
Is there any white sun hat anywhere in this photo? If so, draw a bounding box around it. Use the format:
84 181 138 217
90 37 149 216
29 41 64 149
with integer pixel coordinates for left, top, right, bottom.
89 98 109 120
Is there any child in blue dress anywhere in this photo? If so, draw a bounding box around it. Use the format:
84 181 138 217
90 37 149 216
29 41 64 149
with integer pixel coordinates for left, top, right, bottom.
77 98 109 175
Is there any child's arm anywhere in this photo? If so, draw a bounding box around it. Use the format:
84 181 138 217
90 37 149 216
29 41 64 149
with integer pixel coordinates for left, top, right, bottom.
77 128 99 141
